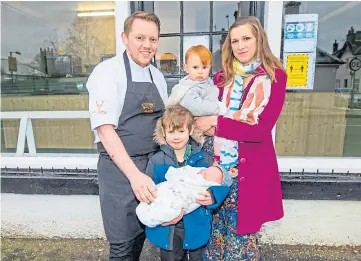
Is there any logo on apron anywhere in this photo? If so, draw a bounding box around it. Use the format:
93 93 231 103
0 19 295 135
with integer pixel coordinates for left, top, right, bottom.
141 102 155 113
92 100 106 114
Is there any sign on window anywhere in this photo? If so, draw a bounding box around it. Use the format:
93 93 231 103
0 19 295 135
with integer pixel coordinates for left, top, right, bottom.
283 14 318 90
8 56 17 72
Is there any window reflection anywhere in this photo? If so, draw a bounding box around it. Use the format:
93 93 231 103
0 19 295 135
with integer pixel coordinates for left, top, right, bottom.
1 1 115 154
165 78 180 95
184 1 210 32
154 1 180 34
1 1 115 96
212 33 227 74
277 1 361 157
156 37 181 76
213 1 239 32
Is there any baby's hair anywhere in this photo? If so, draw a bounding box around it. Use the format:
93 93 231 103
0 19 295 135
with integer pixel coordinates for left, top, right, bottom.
185 45 212 66
162 105 194 132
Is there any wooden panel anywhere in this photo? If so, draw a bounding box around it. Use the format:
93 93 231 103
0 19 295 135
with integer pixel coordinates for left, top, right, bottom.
1 95 96 150
276 92 348 156
276 93 311 156
2 92 349 155
305 93 347 156
2 120 20 150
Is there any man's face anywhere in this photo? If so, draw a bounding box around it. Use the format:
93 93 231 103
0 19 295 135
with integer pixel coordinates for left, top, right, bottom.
122 18 159 67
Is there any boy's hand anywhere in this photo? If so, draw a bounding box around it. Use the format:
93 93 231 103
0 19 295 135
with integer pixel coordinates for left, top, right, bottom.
195 191 214 206
161 209 185 226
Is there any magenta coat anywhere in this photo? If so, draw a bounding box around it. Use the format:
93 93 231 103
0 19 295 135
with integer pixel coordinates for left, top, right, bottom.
213 66 287 235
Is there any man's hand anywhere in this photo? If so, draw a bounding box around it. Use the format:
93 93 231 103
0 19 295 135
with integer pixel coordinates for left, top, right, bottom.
129 172 157 203
195 191 214 206
161 209 185 226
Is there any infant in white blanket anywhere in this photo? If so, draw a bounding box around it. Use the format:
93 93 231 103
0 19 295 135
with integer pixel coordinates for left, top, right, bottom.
136 165 223 227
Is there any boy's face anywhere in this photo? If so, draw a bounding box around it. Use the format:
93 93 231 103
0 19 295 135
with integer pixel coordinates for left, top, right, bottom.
164 123 193 151
184 54 211 81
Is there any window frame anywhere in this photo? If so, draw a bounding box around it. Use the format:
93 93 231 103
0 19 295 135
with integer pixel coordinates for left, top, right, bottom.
2 1 360 174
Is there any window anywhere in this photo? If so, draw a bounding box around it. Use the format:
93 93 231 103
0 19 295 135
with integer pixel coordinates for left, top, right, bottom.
153 1 264 91
353 79 360 90
1 1 116 154
277 1 361 157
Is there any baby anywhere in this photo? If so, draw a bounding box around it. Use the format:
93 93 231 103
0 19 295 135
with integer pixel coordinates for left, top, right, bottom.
167 45 238 176
168 44 227 116
136 165 225 227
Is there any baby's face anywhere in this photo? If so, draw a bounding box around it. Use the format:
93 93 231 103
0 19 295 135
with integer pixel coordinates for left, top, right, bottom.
184 54 211 81
200 167 223 184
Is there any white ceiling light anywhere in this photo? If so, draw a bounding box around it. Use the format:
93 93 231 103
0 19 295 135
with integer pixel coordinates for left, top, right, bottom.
77 10 115 17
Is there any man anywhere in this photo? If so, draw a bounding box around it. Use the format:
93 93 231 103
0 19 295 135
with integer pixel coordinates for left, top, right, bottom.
86 12 168 260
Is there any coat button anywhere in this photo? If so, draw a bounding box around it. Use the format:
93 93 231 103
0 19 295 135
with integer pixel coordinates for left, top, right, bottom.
240 158 246 163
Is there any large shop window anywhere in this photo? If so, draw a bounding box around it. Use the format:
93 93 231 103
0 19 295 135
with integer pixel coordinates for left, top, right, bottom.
1 1 116 154
276 1 361 157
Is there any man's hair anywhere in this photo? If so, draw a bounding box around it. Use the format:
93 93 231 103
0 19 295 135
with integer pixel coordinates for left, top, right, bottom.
161 105 194 132
123 11 161 35
185 45 212 66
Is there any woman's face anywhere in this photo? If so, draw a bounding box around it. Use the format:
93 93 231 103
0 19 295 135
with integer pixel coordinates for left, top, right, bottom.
230 24 258 65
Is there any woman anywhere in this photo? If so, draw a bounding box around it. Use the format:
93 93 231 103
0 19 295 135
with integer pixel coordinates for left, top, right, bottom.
197 16 287 260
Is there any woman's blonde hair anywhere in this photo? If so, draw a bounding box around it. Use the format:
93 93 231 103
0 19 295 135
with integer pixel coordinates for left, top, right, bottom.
220 16 284 87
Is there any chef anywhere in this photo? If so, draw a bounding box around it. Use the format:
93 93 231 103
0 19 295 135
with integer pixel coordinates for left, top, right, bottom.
86 11 168 261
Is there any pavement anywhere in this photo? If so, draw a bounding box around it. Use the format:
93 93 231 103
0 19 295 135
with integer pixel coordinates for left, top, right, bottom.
1 238 361 261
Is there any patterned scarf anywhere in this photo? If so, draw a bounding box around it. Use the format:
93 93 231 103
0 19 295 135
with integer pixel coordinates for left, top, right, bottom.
220 59 262 170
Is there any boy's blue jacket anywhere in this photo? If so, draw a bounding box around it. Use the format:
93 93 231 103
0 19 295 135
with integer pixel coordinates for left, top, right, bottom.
144 120 230 251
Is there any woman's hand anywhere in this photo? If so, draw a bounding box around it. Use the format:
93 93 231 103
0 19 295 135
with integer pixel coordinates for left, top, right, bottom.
195 191 214 206
161 209 185 226
204 126 216 136
194 116 218 133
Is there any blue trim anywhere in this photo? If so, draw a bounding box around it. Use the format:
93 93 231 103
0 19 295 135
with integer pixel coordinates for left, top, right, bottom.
219 161 238 169
234 79 243 86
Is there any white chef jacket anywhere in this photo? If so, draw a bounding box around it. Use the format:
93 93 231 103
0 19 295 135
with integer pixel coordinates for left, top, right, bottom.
86 52 168 143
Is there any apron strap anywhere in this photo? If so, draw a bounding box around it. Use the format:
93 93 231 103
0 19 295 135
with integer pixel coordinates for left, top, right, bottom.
123 51 132 80
149 69 154 84
123 50 154 84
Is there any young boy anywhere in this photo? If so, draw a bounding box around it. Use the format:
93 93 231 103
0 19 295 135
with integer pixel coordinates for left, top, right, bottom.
144 105 231 261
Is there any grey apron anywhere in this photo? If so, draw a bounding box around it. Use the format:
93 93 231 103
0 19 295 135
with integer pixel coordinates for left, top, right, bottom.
97 51 164 243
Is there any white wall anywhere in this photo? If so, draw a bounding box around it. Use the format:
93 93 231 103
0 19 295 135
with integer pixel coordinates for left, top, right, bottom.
115 1 130 55
2 193 361 246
